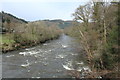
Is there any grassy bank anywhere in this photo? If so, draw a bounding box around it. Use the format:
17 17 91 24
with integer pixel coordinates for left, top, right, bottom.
1 22 62 53
0 34 15 52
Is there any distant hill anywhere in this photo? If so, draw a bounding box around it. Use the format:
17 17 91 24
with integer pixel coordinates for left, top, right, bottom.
0 11 28 33
42 19 74 29
0 11 28 24
0 12 74 33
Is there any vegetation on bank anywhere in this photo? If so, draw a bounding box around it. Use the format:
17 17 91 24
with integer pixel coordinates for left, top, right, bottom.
64 1 119 77
0 12 73 53
1 21 62 53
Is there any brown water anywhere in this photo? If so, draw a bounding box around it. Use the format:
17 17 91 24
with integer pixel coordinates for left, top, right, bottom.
2 34 90 78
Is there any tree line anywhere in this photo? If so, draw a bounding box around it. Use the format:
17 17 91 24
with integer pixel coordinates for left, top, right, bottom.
1 20 62 53
64 1 119 71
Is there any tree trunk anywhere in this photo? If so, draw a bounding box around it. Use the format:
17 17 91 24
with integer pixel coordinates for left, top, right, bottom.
103 20 107 43
77 26 93 64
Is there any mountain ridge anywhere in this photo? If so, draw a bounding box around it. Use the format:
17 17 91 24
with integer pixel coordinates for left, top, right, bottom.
0 11 74 33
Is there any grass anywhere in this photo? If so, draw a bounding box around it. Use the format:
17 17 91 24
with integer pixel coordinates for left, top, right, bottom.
0 34 15 44
0 34 15 49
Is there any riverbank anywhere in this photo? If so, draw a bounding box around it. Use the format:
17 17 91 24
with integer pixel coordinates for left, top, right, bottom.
85 69 120 78
1 34 61 53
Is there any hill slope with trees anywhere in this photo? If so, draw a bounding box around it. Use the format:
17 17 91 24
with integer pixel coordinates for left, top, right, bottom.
0 12 62 53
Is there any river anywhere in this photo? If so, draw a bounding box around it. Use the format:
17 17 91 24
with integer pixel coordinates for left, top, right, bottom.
2 34 90 78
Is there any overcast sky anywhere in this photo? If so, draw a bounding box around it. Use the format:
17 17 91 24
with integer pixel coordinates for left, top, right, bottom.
1 0 90 21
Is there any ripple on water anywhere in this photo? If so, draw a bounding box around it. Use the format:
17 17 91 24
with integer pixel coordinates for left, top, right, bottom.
19 51 39 56
21 60 31 68
62 60 90 72
61 44 68 48
62 60 74 70
42 62 49 66
19 52 28 56
43 43 47 46
56 69 62 73
75 61 84 65
32 77 41 78
34 61 37 63
25 47 35 51
48 49 52 52
55 54 67 59
53 75 57 78
6 55 15 58
28 70 30 72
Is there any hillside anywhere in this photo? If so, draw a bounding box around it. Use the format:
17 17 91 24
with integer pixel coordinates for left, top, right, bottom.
0 12 74 33
42 19 74 29
1 12 62 53
0 11 28 24
0 11 28 33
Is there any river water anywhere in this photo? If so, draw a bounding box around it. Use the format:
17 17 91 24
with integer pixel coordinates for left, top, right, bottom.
2 34 90 78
